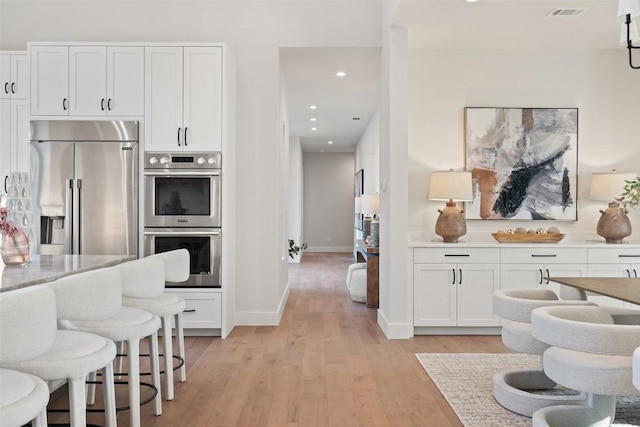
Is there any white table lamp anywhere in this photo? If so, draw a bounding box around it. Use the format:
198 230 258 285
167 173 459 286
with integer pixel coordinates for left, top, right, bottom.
590 170 636 243
361 194 380 247
429 170 473 243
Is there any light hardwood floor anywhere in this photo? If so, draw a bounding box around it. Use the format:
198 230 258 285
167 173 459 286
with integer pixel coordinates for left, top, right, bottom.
51 252 509 426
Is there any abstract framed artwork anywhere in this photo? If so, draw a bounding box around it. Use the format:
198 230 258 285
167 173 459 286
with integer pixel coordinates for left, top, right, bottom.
354 169 364 230
464 107 578 220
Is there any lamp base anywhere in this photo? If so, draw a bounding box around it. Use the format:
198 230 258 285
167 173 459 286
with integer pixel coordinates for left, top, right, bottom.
435 201 467 243
596 202 632 244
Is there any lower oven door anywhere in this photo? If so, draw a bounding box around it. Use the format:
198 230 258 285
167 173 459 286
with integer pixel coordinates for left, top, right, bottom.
143 228 221 287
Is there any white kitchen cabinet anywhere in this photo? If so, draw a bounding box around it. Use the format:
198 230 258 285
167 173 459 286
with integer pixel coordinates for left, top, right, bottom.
30 45 144 116
413 248 500 327
0 52 29 100
165 289 222 335
1 90 30 188
145 46 222 152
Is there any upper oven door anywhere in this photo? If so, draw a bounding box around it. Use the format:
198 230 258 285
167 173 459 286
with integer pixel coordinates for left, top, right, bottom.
144 170 221 227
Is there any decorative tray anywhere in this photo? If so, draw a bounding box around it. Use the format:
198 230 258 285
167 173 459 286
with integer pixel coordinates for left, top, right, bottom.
491 233 565 243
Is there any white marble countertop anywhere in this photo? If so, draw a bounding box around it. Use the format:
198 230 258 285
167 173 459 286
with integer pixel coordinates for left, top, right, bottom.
0 254 135 293
408 232 640 248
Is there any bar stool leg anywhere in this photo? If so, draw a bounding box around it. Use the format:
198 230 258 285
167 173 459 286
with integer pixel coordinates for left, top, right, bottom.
86 370 97 405
68 377 88 427
176 312 186 382
127 339 141 427
149 331 162 415
102 361 117 427
161 315 175 400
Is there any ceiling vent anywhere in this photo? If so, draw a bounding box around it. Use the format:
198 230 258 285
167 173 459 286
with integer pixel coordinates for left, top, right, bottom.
548 8 588 17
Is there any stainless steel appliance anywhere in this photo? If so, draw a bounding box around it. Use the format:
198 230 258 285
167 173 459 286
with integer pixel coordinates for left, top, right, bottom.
143 152 222 288
144 152 221 228
30 120 139 256
143 228 221 287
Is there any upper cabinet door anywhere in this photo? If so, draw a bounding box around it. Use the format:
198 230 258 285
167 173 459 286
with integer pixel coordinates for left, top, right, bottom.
145 47 184 151
183 47 222 152
31 46 69 116
10 54 29 100
69 46 107 116
0 55 10 100
107 46 144 116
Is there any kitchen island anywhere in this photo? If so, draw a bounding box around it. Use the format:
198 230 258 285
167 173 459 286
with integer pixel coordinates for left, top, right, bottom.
0 254 135 292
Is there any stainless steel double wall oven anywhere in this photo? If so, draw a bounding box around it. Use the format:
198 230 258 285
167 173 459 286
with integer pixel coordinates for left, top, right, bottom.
143 152 221 287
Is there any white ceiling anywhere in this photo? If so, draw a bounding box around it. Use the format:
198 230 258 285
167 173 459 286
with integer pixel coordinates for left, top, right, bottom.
280 0 631 153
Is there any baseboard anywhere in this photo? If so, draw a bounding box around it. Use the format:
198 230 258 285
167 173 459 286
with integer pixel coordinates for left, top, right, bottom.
413 326 501 336
377 309 413 339
234 284 290 326
305 246 352 253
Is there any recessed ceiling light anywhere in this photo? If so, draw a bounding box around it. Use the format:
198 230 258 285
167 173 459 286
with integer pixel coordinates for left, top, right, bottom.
466 0 479 2
310 105 317 110
336 71 346 78
310 118 317 122
328 141 333 144
311 127 317 131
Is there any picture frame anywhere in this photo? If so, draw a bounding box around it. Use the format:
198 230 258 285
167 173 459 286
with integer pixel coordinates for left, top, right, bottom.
354 169 364 230
464 107 578 221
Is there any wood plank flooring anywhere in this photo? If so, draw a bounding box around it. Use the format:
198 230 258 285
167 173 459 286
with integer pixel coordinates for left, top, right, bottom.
50 252 509 426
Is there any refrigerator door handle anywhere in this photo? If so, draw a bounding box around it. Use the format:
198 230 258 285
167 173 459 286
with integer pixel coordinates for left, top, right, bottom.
65 179 74 254
73 179 82 254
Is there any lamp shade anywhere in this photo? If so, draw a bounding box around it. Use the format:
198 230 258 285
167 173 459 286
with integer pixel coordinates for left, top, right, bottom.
621 20 640 44
429 171 473 202
361 194 379 215
589 171 636 202
354 196 362 214
618 0 640 20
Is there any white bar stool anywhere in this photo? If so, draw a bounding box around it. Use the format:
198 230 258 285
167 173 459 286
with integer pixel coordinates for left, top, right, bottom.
0 368 49 427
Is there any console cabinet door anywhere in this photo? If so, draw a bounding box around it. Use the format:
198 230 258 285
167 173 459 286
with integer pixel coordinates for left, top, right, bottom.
30 46 69 116
414 264 456 327
457 264 500 327
501 263 543 290
10 99 29 172
106 46 144 116
588 264 633 308
145 47 184 151
0 99 10 185
543 264 588 296
69 46 106 116
183 46 222 152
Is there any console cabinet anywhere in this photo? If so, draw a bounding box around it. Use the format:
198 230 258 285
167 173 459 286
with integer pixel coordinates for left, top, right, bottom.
413 248 500 327
30 45 144 116
166 289 222 335
145 46 222 152
587 248 640 308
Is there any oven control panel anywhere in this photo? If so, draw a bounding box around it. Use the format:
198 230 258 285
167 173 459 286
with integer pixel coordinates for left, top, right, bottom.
145 152 221 169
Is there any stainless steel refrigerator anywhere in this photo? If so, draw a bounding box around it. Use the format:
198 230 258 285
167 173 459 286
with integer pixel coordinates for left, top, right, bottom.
30 120 139 256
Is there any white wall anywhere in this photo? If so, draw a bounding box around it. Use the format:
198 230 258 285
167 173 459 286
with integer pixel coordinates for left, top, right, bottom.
1 0 382 326
303 152 355 252
355 108 381 195
288 136 303 263
409 49 640 237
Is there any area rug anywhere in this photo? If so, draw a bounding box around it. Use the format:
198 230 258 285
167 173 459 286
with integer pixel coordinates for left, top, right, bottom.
416 353 640 427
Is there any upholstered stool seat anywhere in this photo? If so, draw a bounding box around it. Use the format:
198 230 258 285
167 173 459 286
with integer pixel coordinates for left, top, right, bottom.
0 368 49 427
531 305 640 427
0 285 117 427
634 347 640 391
349 269 367 303
346 263 366 290
119 250 190 402
492 289 594 417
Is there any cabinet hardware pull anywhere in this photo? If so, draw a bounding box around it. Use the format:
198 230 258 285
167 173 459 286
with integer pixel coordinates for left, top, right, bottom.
618 255 640 258
63 98 67 111
634 270 638 278
10 82 15 94
459 268 463 285
101 99 105 111
531 254 557 257
3 82 8 94
545 269 550 285
538 269 543 285
452 268 456 285
627 269 632 278
184 127 188 146
444 254 470 257
177 127 181 146
4 176 8 193
107 99 112 110
183 309 196 313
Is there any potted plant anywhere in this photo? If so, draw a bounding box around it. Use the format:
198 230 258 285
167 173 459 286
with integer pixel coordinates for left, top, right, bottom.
619 177 640 211
288 239 308 259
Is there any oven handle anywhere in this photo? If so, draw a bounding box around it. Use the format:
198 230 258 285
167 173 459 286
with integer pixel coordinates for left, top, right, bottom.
143 170 221 177
144 230 221 236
